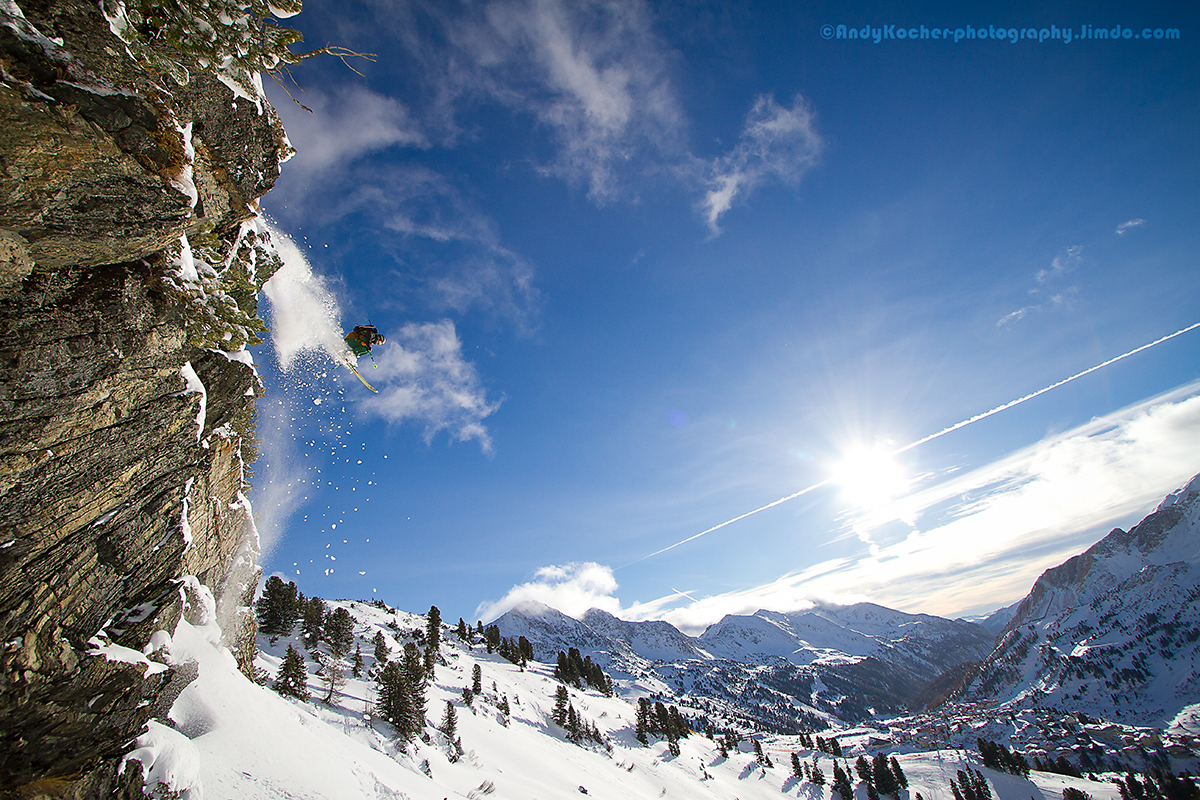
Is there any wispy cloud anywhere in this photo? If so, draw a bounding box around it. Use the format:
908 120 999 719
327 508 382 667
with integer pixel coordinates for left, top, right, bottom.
360 320 501 452
1116 218 1146 235
997 245 1082 327
460 0 684 201
701 94 823 233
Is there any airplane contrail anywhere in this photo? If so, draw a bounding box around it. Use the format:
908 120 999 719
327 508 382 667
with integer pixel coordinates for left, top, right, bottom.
626 321 1200 566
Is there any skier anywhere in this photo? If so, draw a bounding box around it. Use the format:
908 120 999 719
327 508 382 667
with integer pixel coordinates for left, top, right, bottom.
344 325 385 358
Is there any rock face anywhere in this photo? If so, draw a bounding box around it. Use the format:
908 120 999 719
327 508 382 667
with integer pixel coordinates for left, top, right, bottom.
0 0 288 795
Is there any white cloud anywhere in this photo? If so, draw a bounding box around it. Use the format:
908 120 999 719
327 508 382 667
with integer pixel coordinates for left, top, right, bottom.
268 83 427 176
702 94 823 233
476 561 623 621
1116 218 1146 235
360 320 500 452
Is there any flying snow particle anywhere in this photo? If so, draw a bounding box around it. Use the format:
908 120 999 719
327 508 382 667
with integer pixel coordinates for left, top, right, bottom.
313 398 322 405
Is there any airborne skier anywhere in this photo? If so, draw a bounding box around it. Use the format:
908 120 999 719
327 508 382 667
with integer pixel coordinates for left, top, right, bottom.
342 324 385 392
344 324 385 357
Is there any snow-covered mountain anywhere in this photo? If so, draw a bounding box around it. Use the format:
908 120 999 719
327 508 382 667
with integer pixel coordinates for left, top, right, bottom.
133 589 1152 798
953 473 1200 727
493 599 994 730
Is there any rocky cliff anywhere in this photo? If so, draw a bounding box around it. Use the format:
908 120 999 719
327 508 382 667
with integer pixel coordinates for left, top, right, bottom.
0 0 290 795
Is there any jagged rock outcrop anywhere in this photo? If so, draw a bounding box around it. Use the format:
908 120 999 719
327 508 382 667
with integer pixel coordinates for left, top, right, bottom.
0 0 289 795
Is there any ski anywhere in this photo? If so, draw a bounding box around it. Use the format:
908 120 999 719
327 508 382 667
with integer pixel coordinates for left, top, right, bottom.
347 362 378 393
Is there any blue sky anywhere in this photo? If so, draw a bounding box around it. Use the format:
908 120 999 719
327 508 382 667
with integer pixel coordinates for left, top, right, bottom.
252 0 1200 632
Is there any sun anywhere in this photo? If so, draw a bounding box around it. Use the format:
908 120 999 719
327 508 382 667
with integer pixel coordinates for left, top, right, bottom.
829 443 909 506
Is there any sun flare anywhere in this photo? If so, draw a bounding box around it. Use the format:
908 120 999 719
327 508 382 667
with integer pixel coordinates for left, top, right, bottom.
829 443 909 506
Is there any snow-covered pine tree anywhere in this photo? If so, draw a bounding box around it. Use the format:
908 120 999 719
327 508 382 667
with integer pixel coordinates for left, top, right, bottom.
472 663 482 694
352 643 363 678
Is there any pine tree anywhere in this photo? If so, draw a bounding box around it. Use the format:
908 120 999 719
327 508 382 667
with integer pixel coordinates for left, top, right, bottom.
325 606 354 658
833 761 854 800
373 630 390 667
440 700 458 745
424 605 442 674
792 752 805 779
457 617 469 641
566 703 580 742
874 753 899 796
301 596 326 647
401 642 426 724
856 755 874 784
352 643 363 678
273 644 309 701
256 576 300 637
753 738 765 762
316 649 345 704
812 756 826 785
890 756 908 789
552 685 570 726
462 686 474 707
830 737 843 757
376 661 418 740
472 663 482 694
635 698 650 745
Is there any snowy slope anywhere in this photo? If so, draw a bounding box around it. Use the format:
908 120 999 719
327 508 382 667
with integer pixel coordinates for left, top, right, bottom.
141 588 1133 800
956 473 1200 727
